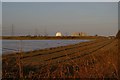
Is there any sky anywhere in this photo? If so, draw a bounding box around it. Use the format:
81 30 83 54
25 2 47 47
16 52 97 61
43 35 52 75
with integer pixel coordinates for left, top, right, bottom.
0 0 1 35
1 0 120 2
118 2 120 30
2 2 118 36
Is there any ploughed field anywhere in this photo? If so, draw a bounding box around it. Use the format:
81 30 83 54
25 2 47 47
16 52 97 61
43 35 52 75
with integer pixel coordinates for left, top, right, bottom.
2 39 119 79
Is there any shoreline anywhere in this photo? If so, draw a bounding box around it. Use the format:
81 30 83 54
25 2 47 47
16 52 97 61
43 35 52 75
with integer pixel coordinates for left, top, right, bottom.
2 39 92 55
2 39 94 56
2 38 118 78
1 36 107 40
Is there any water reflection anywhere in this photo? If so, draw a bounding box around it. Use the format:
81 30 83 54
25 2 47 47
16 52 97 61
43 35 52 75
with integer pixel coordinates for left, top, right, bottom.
2 40 90 54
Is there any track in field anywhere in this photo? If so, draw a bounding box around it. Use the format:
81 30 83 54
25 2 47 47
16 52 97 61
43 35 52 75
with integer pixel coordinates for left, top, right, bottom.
22 39 114 67
41 40 113 67
21 39 109 59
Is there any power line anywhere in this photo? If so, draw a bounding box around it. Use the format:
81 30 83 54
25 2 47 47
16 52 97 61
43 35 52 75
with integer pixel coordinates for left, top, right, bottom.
35 28 38 36
11 24 14 36
44 28 48 36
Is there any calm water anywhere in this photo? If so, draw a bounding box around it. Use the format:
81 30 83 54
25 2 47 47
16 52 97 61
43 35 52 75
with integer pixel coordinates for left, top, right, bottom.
2 40 90 54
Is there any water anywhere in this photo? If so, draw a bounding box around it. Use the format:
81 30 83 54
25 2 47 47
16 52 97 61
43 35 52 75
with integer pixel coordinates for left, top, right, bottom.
2 40 90 54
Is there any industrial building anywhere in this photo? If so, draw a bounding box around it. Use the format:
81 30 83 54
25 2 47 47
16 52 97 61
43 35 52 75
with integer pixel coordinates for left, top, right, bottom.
71 32 87 36
56 32 62 36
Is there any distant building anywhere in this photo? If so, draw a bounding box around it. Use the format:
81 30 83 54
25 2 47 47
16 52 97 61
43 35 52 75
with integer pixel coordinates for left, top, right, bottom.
56 32 62 36
71 32 87 36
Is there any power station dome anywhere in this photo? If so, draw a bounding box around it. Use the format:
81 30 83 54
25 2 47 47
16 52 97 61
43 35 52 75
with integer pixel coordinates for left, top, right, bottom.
56 32 62 36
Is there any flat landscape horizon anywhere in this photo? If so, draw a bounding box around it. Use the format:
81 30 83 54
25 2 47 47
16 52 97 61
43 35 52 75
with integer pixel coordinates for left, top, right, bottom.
2 33 120 79
1 2 119 79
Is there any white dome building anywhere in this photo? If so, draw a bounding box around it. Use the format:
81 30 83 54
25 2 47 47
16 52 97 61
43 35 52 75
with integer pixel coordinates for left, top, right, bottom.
56 32 62 36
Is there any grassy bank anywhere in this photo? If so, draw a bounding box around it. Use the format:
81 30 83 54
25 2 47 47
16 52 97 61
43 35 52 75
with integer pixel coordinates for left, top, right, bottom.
2 38 119 79
2 36 107 40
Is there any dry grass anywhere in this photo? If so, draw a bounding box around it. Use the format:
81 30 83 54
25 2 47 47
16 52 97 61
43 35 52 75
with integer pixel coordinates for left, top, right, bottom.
2 39 119 79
